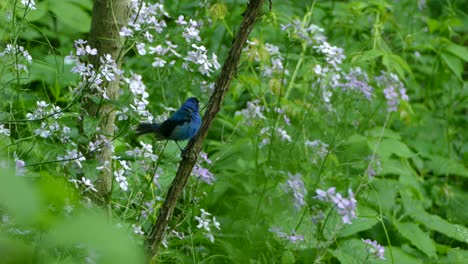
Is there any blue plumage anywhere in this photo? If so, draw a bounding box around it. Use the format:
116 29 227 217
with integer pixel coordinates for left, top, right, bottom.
137 97 201 142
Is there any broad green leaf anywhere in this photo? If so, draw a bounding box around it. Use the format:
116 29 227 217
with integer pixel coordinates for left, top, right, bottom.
381 246 423 264
445 44 468 62
425 155 468 178
281 250 295 264
366 127 401 140
412 210 468 244
329 239 368 264
376 138 415 158
352 49 385 63
48 0 91 32
83 115 100 138
371 179 399 213
441 52 463 81
339 217 379 237
340 206 379 237
382 54 411 79
381 158 411 176
394 222 437 258
445 248 468 264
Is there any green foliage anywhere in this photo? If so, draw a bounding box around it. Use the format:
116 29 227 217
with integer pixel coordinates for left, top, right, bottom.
0 166 145 264
1 0 467 263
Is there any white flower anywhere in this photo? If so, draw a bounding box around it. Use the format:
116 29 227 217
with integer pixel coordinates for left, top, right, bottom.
21 0 36 10
0 124 10 136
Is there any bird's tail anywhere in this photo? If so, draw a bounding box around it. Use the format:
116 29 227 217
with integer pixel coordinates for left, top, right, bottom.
136 123 160 136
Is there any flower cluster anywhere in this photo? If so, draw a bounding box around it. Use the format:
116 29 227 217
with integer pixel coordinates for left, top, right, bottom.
284 173 307 209
0 44 33 73
362 238 385 260
119 0 168 39
178 16 202 43
132 224 144 236
113 159 132 191
366 155 382 179
192 152 215 184
235 100 266 125
194 209 221 243
269 227 304 244
57 145 86 168
263 43 287 77
183 44 220 76
69 177 98 193
27 101 71 143
26 101 62 120
161 229 186 248
375 71 409 112
341 67 374 100
315 187 357 224
66 39 122 100
122 73 154 122
305 139 329 164
259 126 292 148
282 21 377 110
125 141 159 169
281 19 327 45
243 41 288 78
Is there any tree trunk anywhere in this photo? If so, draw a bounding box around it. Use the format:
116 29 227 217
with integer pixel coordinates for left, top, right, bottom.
85 0 129 203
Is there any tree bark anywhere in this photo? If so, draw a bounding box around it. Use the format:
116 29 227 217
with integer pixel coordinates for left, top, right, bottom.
146 0 265 258
85 0 129 203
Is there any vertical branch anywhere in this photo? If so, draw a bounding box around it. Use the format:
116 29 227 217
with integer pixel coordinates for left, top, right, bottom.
147 0 265 257
85 0 130 202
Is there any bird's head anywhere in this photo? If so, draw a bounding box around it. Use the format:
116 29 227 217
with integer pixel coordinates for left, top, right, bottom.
184 97 200 111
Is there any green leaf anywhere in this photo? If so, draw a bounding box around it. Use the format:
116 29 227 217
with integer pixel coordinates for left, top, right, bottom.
366 127 401 140
329 239 368 264
381 158 411 176
83 115 100 138
425 155 468 178
24 1 48 21
376 138 415 158
381 246 423 264
445 248 468 264
445 44 468 62
353 49 385 63
412 210 468 244
47 212 145 264
339 217 379 237
394 222 437 258
382 54 411 79
371 179 399 213
441 52 463 81
339 206 379 237
48 0 91 32
281 250 295 264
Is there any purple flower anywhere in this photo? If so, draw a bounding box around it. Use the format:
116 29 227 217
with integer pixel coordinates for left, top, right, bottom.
315 187 357 224
362 238 385 260
285 173 307 209
375 71 409 112
269 227 304 244
192 165 215 185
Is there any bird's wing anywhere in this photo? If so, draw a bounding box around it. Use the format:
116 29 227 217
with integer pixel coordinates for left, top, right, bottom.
158 118 190 138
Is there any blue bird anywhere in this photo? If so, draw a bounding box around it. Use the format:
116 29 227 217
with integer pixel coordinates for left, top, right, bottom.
137 97 201 149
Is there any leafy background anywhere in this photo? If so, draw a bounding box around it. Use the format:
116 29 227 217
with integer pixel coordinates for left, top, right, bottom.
0 0 467 263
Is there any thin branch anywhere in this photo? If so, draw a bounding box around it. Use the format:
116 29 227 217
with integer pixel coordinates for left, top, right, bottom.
146 0 266 258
